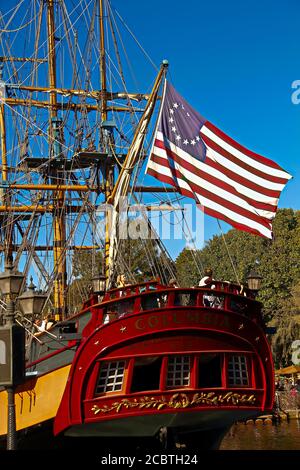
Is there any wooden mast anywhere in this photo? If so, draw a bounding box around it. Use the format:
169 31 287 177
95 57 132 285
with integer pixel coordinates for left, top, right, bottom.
99 0 113 284
105 62 168 285
0 84 7 183
0 74 13 264
0 1 167 309
46 0 66 320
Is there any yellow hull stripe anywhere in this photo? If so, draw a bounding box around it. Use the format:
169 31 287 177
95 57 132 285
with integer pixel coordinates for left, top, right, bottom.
0 365 71 435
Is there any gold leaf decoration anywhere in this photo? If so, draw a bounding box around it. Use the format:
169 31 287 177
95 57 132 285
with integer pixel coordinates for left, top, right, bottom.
91 391 257 415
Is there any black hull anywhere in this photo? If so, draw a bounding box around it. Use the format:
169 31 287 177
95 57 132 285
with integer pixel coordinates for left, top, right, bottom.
2 409 259 451
13 423 229 451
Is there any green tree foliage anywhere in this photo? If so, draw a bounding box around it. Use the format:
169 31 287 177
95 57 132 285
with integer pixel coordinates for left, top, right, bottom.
175 209 300 367
67 239 166 312
291 280 300 314
259 210 300 319
117 239 161 282
72 249 103 282
175 248 201 287
272 318 300 369
176 231 267 287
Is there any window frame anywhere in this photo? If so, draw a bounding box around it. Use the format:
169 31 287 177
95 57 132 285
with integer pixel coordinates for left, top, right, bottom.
227 354 251 388
165 354 194 390
94 359 129 396
91 351 255 399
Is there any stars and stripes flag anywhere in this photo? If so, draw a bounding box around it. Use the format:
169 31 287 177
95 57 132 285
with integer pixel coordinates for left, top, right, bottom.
146 80 292 239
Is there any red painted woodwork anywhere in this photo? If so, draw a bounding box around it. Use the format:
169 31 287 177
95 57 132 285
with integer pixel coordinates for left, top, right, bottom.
53 282 274 436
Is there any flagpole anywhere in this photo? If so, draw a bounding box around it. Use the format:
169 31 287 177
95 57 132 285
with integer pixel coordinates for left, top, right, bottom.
108 60 168 204
145 76 168 175
105 60 169 286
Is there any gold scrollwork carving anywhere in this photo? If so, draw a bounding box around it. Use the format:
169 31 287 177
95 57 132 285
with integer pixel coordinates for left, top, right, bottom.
91 391 256 415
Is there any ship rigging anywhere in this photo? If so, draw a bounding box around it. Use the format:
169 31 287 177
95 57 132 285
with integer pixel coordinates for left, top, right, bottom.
0 0 291 452
0 0 176 323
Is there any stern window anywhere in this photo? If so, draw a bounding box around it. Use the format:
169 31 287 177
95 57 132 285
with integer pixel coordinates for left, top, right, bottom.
228 355 249 386
198 354 222 388
96 360 125 393
167 356 190 387
131 356 162 392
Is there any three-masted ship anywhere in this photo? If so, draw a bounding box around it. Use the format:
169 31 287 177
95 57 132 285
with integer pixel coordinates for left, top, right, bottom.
0 0 281 450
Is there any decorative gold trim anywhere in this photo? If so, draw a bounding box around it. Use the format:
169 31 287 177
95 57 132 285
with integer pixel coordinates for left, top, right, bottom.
91 391 256 415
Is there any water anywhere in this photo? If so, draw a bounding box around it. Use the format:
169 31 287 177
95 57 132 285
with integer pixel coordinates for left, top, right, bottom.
220 420 300 450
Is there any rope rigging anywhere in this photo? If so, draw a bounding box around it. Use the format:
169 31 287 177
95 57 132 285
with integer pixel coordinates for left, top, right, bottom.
0 0 228 325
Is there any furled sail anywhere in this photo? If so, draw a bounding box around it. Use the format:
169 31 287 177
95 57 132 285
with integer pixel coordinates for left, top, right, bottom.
106 63 168 287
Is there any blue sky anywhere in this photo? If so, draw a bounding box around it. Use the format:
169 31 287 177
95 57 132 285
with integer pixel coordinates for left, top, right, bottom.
115 0 300 259
1 0 299 263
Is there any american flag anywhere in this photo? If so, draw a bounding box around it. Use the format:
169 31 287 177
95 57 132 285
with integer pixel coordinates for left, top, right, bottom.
146 81 292 239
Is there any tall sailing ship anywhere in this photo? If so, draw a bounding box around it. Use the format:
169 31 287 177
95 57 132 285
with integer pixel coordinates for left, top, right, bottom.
0 0 291 450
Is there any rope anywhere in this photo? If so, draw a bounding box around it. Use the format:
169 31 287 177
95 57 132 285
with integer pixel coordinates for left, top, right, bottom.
0 12 38 33
0 1 25 37
217 219 240 284
109 140 138 171
114 8 158 72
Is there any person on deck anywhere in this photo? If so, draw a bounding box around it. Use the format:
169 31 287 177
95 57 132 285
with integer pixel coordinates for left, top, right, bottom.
117 274 128 288
116 274 134 317
34 318 45 333
199 268 214 287
168 278 179 288
199 268 218 307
